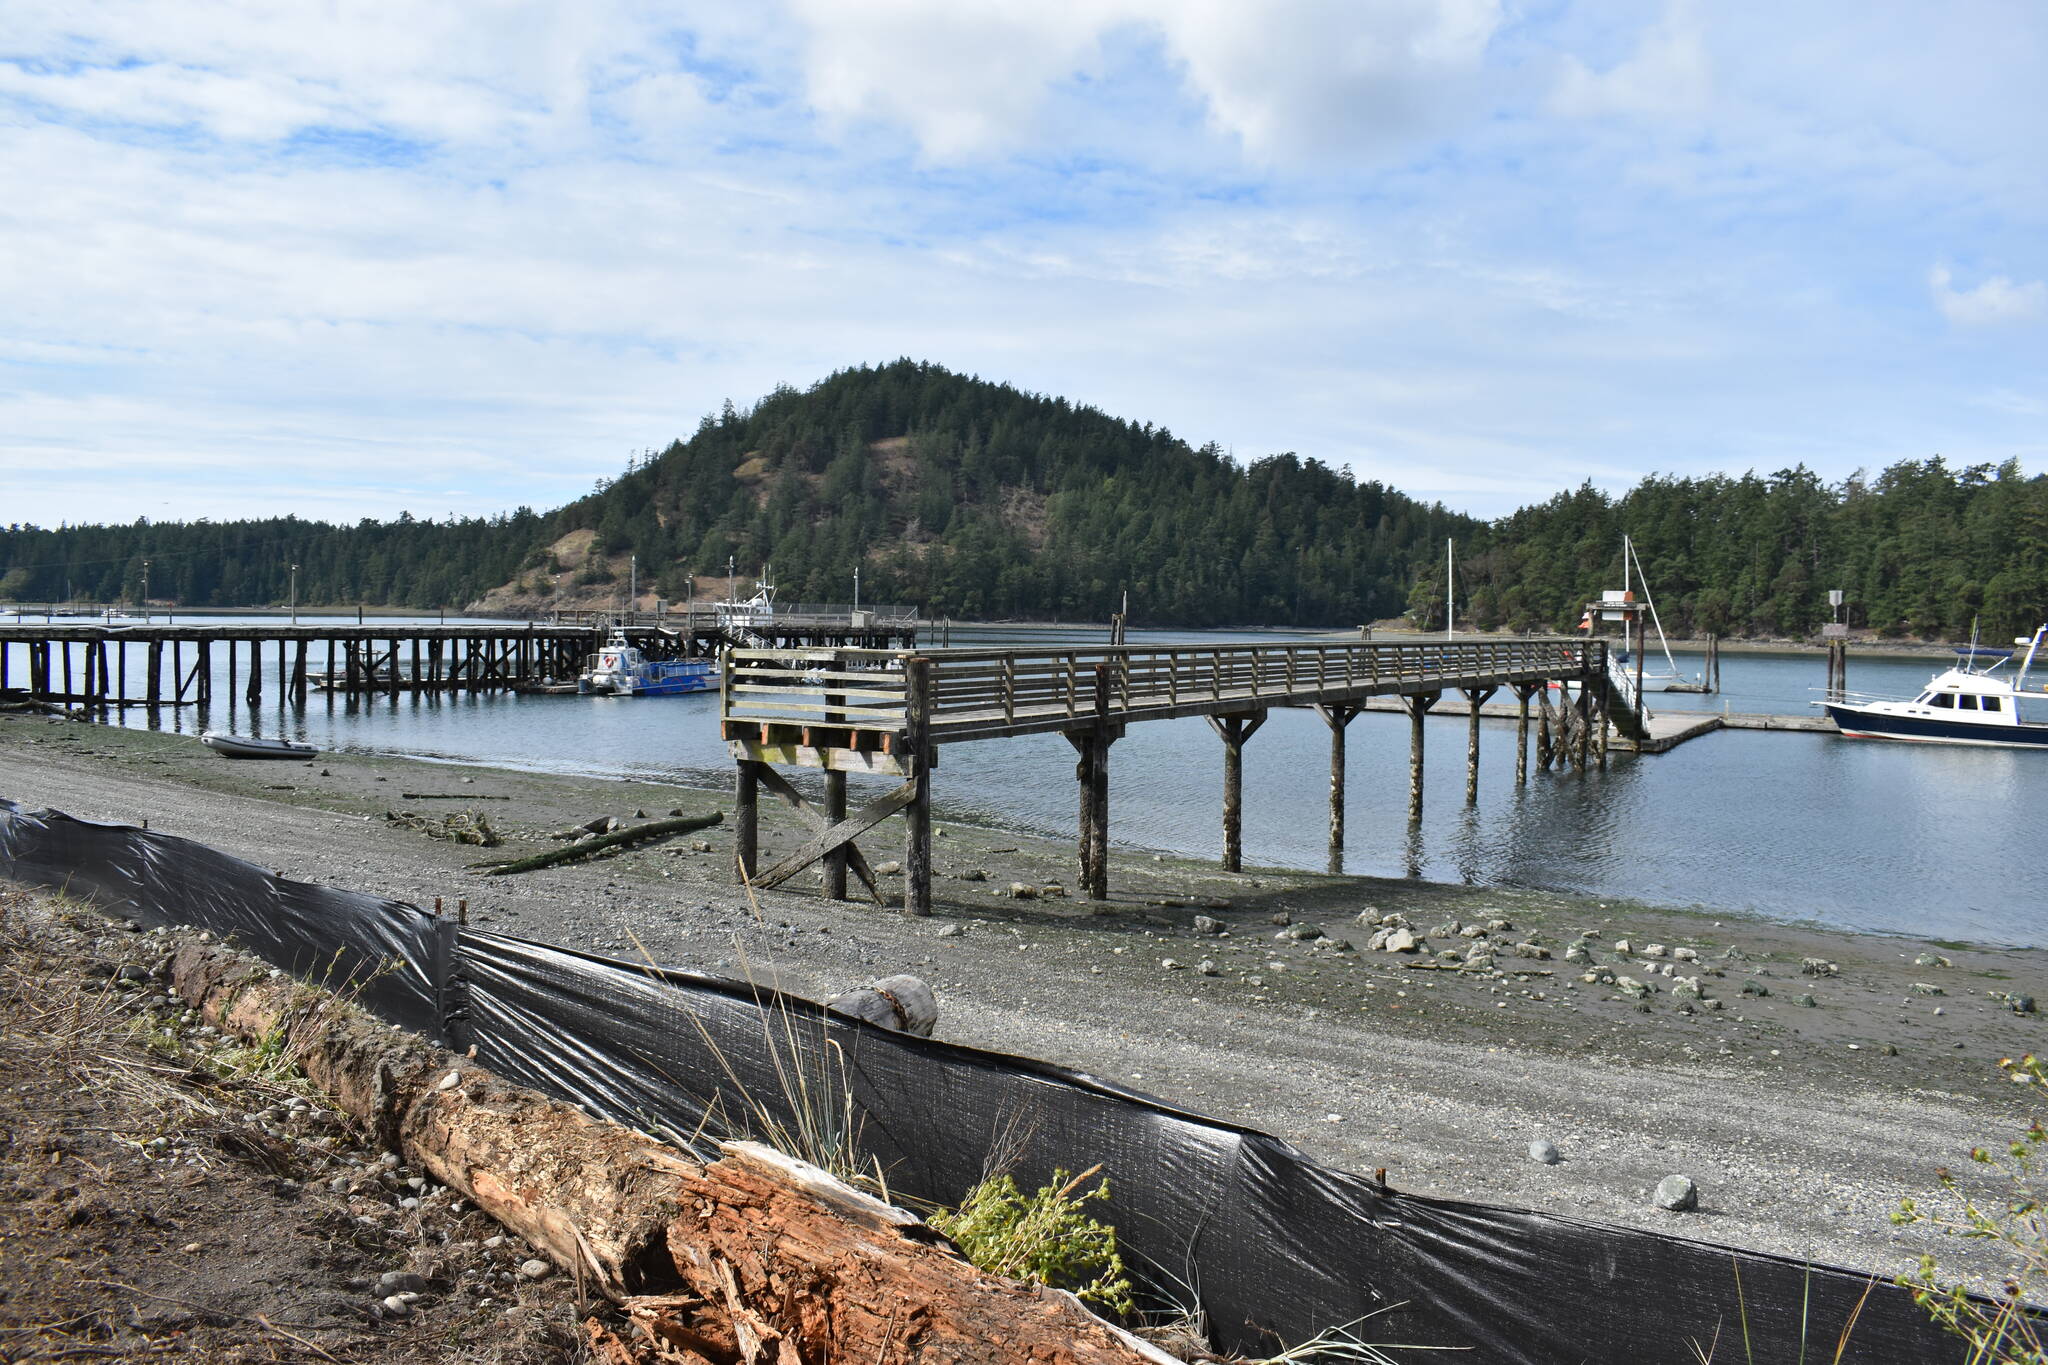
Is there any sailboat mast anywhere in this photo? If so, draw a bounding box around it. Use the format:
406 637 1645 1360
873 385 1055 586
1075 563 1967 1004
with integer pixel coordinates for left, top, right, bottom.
1446 538 1455 641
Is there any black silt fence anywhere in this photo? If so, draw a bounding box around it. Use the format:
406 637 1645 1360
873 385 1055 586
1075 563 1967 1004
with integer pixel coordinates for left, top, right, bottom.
0 798 1972 1362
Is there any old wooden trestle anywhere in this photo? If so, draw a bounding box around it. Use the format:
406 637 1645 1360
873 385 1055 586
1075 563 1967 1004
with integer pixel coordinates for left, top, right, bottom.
722 638 1626 915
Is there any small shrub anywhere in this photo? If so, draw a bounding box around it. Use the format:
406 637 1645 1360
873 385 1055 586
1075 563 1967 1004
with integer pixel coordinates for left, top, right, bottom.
1893 1053 2048 1363
931 1164 1134 1315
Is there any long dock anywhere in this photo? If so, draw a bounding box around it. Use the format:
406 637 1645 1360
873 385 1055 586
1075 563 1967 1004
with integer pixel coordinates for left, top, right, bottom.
1353 696 1836 751
720 638 1625 914
0 610 919 709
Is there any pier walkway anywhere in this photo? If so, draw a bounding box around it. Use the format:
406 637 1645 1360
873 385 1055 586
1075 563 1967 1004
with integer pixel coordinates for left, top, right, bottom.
721 638 1620 913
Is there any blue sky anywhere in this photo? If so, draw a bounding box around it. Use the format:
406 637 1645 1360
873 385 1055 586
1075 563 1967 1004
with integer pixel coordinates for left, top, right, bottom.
1 0 2042 526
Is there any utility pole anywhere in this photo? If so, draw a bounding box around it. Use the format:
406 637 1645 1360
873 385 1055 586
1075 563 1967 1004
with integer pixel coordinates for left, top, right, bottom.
629 554 638 617
727 555 736 601
853 565 860 612
289 562 299 624
140 559 151 623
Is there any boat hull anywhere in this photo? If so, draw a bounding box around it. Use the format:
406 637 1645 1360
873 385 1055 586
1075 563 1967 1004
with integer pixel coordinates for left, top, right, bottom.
201 732 318 760
1823 704 2048 749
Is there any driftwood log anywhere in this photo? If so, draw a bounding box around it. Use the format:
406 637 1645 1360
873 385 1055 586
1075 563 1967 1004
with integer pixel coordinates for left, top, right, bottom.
824 974 938 1037
161 932 1177 1365
472 811 723 876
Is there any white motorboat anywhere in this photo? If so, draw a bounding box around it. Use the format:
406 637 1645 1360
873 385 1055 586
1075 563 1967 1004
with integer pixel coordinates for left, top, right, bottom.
201 731 319 760
578 629 716 696
1823 625 2048 748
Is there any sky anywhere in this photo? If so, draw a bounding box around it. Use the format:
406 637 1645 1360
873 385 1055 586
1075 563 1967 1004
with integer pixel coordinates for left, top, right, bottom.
1 0 2043 527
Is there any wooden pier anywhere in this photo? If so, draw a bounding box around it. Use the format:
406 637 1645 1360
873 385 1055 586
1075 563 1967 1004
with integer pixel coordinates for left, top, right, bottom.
720 638 1622 914
0 610 919 710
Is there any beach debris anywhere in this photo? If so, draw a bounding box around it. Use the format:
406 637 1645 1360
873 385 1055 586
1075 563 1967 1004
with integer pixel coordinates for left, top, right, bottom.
827 975 938 1036
471 811 723 875
1914 952 1953 968
385 809 501 847
1654 1175 1699 1212
1722 945 1748 960
1801 957 1840 977
1909 982 1945 996
1528 1139 1561 1165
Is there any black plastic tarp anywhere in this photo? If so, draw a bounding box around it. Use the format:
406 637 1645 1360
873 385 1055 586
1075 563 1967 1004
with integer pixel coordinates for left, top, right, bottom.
0 798 1971 1361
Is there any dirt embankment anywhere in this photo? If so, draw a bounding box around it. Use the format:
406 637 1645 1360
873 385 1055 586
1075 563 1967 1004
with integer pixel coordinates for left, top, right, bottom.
2 712 2044 1291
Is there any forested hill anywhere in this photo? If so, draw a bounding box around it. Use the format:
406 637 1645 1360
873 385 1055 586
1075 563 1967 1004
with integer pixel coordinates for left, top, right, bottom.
1443 462 2048 641
0 361 1476 628
0 360 2041 637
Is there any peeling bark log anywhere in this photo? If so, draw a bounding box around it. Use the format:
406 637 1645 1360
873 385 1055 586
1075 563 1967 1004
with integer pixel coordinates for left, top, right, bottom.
162 932 1179 1365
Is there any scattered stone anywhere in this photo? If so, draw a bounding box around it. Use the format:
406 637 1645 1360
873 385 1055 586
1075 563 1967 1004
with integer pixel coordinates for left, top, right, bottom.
1192 916 1223 935
1881 1043 1899 1056
634 809 649 819
875 861 903 876
1459 924 1490 939
1271 912 1293 926
1563 943 1591 964
1653 1175 1699 1212
1672 946 1699 963
1319 937 1355 953
380 1295 414 1318
1801 958 1840 977
957 868 988 882
1282 923 1323 941
1915 952 1953 968
1007 882 1037 900
1671 978 1702 1001
1641 943 1668 959
1463 952 1496 973
937 923 963 938
1721 946 1748 961
2015 995 2038 1016
518 1259 552 1281
690 840 714 853
1162 958 1183 971
377 1271 430 1296
1740 980 1770 998
1430 922 1461 939
1382 928 1422 954
1197 959 1219 976
1616 976 1651 1000
1436 949 1463 964
1378 912 1412 929
1793 993 1818 1008
1512 942 1551 960
1613 939 1632 955
1485 918 1513 933
1528 1139 1561 1165
1910 982 1945 997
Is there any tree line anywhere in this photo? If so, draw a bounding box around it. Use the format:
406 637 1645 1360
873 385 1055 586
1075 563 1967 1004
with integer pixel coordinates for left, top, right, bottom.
1 361 2039 639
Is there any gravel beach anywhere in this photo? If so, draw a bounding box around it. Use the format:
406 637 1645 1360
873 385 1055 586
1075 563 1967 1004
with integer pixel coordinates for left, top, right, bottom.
3 708 2041 1287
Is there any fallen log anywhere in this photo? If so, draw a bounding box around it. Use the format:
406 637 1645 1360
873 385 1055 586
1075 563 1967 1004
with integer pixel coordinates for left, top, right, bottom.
160 929 1177 1365
472 811 723 876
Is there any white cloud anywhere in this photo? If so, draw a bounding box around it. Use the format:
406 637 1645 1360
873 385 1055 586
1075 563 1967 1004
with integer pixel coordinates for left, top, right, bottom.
1551 2 1712 121
1931 266 2047 327
786 0 1502 163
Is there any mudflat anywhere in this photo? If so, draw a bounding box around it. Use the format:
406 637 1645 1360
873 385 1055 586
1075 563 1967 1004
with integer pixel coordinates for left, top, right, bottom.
2 709 2041 1287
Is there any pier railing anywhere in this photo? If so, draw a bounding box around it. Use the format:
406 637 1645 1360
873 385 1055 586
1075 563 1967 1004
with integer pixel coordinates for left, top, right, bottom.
723 638 1602 745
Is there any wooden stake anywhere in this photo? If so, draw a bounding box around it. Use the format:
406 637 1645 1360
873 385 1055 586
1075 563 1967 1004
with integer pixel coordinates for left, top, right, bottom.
902 656 933 917
734 760 760 883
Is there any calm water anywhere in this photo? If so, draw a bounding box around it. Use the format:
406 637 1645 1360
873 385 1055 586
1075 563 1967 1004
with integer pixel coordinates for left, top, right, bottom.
11 618 2043 945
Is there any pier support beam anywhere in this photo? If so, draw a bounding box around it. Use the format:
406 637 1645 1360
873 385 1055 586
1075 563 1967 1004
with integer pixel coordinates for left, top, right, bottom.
1460 686 1497 804
1401 691 1441 822
1313 703 1358 871
822 771 848 901
245 637 262 706
1208 708 1266 874
1065 665 1117 900
1511 683 1537 785
902 656 933 917
733 760 761 884
1825 639 1847 702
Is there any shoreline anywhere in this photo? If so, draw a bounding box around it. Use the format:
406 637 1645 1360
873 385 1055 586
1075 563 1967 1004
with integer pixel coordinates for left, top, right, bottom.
3 708 2043 1286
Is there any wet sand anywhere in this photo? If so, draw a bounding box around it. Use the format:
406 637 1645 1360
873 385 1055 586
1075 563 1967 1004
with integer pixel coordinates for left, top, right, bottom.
3 708 2042 1286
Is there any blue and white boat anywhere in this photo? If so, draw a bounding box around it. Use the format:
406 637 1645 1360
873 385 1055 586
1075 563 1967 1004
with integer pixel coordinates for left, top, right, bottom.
1823 625 2048 748
578 629 715 696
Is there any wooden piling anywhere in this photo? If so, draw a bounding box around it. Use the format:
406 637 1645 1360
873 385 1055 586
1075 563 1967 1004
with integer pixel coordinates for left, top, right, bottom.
1461 687 1496 804
902 656 933 917
1513 684 1534 784
1209 708 1266 874
61 641 73 701
292 639 308 704
823 770 848 901
146 640 163 707
245 637 262 706
1401 691 1439 821
734 760 760 883
1314 703 1357 867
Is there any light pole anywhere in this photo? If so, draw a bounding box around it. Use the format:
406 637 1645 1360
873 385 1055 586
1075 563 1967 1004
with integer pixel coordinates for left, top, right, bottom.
853 565 860 613
140 559 150 624
728 555 736 601
289 563 299 625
